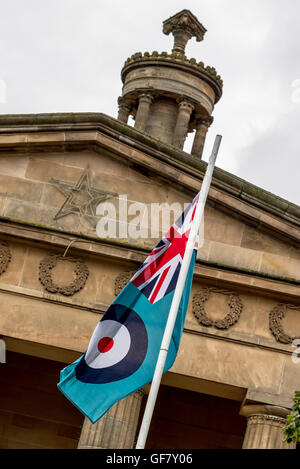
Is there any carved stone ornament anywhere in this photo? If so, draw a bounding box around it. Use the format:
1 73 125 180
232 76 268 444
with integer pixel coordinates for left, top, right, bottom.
114 271 135 297
192 287 243 330
39 254 89 296
50 167 117 222
269 303 300 344
163 10 207 54
0 242 11 276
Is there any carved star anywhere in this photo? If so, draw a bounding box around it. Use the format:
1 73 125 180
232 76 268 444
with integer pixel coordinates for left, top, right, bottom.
51 167 117 221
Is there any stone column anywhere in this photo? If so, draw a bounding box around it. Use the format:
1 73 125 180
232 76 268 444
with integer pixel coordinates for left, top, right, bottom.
146 97 178 145
240 404 296 449
172 98 194 150
191 116 213 159
117 96 131 124
171 28 193 54
77 390 144 449
134 93 153 132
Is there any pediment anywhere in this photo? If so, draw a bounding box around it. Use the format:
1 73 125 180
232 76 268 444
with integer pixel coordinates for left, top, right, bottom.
0 114 299 283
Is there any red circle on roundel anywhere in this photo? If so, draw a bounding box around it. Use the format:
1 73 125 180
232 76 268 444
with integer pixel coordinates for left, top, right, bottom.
97 337 114 354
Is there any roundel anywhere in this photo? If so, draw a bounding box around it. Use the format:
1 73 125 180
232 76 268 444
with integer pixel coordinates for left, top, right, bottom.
75 304 148 384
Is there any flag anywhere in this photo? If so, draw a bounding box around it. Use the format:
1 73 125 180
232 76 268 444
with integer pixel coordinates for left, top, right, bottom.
57 192 201 423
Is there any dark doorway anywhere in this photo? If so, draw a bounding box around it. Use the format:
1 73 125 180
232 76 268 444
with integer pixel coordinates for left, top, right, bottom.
143 385 246 449
0 351 84 448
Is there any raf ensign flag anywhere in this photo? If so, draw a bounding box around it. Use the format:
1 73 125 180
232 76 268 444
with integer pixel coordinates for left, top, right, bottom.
58 192 200 423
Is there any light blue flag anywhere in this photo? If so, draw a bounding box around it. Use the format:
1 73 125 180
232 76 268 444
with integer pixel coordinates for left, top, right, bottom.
58 193 200 423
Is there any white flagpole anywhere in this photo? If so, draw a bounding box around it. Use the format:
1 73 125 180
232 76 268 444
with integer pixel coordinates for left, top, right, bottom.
135 135 222 449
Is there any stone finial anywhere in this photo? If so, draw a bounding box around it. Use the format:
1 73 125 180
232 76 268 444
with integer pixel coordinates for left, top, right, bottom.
163 9 207 54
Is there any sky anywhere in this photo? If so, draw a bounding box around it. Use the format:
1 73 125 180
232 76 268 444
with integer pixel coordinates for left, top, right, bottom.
0 0 299 205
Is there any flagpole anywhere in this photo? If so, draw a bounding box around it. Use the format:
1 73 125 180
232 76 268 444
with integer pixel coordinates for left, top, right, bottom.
135 135 222 449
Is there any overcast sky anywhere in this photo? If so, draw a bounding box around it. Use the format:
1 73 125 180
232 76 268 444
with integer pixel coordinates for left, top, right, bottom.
0 0 299 205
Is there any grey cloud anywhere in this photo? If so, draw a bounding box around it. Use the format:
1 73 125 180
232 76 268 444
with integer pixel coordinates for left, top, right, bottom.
238 106 300 204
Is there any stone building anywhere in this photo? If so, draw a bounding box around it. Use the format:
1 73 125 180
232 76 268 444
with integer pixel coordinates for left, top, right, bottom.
0 10 299 449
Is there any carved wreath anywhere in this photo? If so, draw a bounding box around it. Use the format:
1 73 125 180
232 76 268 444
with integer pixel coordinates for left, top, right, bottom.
192 287 243 330
269 303 300 344
39 254 89 296
114 270 135 297
0 242 11 276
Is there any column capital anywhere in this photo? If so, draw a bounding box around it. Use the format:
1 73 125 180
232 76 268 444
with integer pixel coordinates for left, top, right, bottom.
177 97 194 113
118 95 131 109
117 96 132 124
195 115 214 128
240 403 295 449
138 92 154 104
240 404 290 420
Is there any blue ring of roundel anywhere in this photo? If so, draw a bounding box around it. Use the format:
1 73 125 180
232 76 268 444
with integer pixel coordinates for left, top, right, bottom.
75 303 148 384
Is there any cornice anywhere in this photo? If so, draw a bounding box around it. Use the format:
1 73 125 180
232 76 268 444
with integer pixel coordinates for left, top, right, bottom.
0 219 299 303
0 112 299 234
121 52 223 103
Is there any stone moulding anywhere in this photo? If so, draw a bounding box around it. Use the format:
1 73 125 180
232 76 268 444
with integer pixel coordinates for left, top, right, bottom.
114 270 135 297
0 112 299 228
192 287 243 330
0 242 11 276
269 303 300 344
39 254 89 296
123 51 222 82
121 52 223 101
246 414 287 425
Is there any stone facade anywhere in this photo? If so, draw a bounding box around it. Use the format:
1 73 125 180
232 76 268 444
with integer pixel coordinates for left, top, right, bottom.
0 10 299 449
